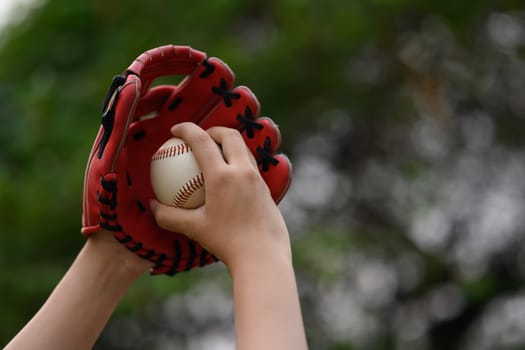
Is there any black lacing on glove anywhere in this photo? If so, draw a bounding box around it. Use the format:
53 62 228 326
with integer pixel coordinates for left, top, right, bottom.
199 59 241 106
99 177 120 230
257 137 280 172
165 241 218 275
98 75 127 159
212 78 241 107
199 58 215 78
98 177 152 255
237 106 263 138
228 101 280 172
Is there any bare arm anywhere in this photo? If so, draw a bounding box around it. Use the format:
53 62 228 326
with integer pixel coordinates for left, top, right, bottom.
229 250 306 350
151 122 308 350
4 232 152 350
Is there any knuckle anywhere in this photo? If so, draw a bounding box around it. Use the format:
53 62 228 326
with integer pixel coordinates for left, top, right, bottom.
212 168 231 184
240 165 260 182
189 131 211 145
226 128 242 138
215 127 241 140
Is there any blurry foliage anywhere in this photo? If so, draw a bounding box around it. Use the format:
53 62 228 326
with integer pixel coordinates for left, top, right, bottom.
1 0 525 349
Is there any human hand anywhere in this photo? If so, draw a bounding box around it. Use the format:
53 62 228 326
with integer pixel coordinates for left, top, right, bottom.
150 123 306 350
150 122 292 270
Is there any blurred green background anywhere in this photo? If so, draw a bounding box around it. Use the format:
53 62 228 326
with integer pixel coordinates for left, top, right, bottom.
1 0 525 349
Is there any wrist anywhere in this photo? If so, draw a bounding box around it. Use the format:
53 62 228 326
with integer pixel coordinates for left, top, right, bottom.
84 231 153 280
227 247 294 281
223 226 293 274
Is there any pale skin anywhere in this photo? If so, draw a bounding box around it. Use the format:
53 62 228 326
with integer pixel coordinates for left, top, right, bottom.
5 123 308 350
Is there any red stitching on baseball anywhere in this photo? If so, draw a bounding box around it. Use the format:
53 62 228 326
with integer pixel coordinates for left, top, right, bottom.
172 173 205 207
152 143 191 161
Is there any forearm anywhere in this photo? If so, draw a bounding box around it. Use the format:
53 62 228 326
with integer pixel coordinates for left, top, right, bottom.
230 252 308 350
5 235 148 350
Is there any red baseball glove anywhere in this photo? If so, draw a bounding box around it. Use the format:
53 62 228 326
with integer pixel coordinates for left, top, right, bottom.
82 45 292 275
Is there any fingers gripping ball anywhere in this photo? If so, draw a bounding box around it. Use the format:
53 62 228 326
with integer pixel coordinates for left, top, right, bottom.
151 138 205 209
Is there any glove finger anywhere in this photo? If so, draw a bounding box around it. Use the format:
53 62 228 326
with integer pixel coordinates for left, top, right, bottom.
199 85 261 130
240 117 289 203
242 117 282 158
260 153 293 204
157 57 237 126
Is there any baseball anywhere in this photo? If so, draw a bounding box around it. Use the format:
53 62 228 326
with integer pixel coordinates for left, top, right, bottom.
150 137 205 208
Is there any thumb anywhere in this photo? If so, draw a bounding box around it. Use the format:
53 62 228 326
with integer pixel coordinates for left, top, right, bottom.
149 199 203 239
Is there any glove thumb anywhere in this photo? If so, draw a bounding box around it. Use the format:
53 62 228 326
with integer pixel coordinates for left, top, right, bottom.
149 200 202 240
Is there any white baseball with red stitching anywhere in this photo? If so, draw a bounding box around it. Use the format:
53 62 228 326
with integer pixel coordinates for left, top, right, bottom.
150 137 205 208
